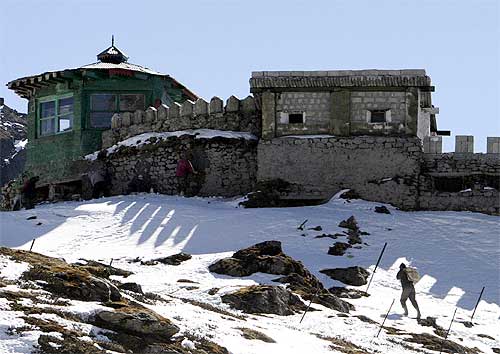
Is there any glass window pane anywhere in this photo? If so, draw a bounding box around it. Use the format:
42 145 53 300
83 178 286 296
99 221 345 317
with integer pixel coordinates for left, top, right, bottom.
90 112 113 128
40 118 55 135
91 94 116 111
119 94 145 111
40 101 56 118
59 97 74 115
58 114 73 132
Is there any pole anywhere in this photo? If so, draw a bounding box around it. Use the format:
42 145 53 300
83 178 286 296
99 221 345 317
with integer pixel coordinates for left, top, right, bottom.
438 307 457 354
376 298 395 338
297 219 308 230
470 287 485 321
299 286 321 324
29 239 35 252
109 258 113 267
365 242 387 294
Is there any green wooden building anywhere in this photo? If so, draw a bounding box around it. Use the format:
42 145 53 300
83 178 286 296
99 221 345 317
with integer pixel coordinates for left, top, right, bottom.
7 40 197 185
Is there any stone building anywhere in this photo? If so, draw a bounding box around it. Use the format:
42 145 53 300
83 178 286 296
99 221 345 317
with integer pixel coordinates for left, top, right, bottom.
250 70 444 140
6 40 197 185
4 51 499 214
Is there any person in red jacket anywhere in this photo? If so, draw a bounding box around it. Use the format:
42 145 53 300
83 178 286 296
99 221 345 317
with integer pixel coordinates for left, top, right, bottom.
176 152 197 196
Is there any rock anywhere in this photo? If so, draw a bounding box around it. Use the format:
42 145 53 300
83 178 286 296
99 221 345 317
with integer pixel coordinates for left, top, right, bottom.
143 252 192 266
94 308 179 341
493 348 500 354
221 285 306 315
38 334 107 354
209 241 307 277
339 190 360 200
75 259 133 278
346 230 363 245
338 216 359 231
477 333 495 340
320 266 370 286
208 287 220 295
461 321 473 328
237 327 276 343
328 242 352 256
315 233 338 239
26 215 37 220
308 226 322 231
355 315 378 325
328 287 369 299
405 332 480 354
1 247 123 303
418 317 446 337
374 205 391 214
119 282 143 294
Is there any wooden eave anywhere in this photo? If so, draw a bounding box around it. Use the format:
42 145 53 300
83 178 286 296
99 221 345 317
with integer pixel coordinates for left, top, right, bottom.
7 71 73 99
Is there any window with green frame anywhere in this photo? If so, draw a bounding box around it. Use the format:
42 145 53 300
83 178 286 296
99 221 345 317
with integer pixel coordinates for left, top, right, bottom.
90 93 145 128
39 96 74 136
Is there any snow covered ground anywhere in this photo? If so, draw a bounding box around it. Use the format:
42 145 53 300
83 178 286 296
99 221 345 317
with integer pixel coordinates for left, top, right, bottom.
0 194 499 353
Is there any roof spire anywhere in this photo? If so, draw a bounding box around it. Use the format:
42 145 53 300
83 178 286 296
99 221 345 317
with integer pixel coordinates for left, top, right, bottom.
97 37 128 64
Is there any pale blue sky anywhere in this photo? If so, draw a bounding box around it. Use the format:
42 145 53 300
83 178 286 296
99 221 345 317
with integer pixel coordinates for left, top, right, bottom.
1 0 498 151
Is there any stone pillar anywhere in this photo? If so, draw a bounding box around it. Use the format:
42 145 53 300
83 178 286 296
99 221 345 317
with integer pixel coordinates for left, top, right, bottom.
487 137 500 154
405 88 419 136
423 136 442 153
455 135 474 153
261 91 276 140
330 90 350 136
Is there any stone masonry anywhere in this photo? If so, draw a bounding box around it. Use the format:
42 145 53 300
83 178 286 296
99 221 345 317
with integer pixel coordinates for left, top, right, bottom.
102 134 257 198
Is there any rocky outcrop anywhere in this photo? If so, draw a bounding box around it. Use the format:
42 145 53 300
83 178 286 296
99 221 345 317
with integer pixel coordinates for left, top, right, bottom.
221 285 306 315
141 252 192 266
94 308 179 341
328 287 369 299
210 241 353 313
328 242 352 256
320 266 370 286
209 241 307 277
0 247 122 302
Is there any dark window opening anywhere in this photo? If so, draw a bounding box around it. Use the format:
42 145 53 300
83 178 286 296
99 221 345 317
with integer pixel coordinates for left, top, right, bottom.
289 113 304 124
433 176 474 193
370 110 386 123
90 93 145 128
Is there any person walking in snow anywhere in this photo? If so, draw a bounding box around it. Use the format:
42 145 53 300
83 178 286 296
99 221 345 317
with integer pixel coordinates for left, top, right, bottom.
176 151 197 196
397 263 421 319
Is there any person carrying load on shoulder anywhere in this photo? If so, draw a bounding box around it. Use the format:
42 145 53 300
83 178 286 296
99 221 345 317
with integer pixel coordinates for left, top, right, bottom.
176 151 197 196
397 262 422 319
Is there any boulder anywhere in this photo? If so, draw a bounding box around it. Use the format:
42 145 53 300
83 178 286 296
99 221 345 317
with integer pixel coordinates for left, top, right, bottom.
328 287 369 299
209 241 306 277
374 205 391 214
143 252 192 266
221 285 306 315
328 242 352 256
119 282 143 294
320 266 370 286
94 308 179 341
346 230 363 245
338 216 359 231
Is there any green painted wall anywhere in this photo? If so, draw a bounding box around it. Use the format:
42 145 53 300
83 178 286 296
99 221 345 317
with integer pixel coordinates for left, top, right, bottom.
24 69 192 184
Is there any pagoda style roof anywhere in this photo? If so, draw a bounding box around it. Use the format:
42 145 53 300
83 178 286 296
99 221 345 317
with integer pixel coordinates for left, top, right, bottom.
7 41 197 100
250 70 433 92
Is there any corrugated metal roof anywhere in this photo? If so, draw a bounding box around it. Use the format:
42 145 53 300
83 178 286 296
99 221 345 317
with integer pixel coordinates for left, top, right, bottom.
79 61 163 76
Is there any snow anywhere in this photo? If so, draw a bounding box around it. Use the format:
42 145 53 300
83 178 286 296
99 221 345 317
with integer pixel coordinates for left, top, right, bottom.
0 256 30 280
0 194 499 353
85 129 258 160
14 139 28 152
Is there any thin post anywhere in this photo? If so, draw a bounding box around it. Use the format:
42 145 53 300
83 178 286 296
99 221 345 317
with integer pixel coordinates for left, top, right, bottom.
297 219 308 230
299 286 321 324
29 239 36 252
109 258 113 267
470 287 485 321
438 307 457 354
365 242 387 294
376 298 395 338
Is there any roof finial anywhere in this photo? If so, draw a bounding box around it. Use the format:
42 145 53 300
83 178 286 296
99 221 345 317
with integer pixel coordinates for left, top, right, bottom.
112 35 114 46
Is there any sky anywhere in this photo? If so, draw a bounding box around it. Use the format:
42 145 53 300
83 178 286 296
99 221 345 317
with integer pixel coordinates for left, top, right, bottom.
0 0 498 152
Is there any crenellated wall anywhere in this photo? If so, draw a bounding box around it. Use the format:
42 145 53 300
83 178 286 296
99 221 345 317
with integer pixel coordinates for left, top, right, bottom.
101 95 260 148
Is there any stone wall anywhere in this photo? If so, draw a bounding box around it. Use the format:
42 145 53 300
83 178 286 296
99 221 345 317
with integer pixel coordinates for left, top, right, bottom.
102 134 257 198
275 92 331 136
102 95 260 149
257 136 423 209
418 153 500 214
